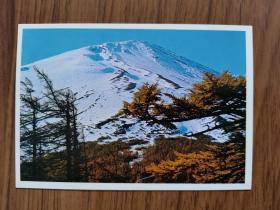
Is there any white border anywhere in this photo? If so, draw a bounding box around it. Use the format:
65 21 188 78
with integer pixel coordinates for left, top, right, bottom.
15 24 253 191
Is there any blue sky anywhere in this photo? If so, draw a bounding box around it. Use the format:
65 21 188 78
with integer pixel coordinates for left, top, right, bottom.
22 28 246 75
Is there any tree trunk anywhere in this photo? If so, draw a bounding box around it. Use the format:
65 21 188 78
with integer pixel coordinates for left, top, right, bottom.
31 109 38 180
72 105 80 181
65 101 73 181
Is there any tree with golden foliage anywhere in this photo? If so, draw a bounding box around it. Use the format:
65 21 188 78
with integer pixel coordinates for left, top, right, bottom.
122 72 246 136
145 142 245 183
123 83 161 120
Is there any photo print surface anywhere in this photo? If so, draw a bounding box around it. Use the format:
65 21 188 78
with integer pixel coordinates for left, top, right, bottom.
15 24 253 190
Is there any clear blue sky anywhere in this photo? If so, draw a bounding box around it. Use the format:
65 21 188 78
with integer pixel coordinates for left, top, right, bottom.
22 28 246 75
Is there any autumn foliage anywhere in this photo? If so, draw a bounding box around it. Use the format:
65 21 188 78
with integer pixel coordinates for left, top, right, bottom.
145 142 245 183
122 72 246 134
20 70 246 183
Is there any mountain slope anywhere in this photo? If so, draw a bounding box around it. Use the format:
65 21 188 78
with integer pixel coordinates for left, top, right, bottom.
21 40 222 142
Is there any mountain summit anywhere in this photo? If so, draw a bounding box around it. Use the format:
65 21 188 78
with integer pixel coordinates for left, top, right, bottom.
21 40 219 141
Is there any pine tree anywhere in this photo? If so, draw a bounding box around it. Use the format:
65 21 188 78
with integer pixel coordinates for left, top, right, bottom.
20 78 46 180
35 67 87 181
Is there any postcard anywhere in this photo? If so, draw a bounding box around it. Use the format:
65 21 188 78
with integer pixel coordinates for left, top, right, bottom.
15 24 253 190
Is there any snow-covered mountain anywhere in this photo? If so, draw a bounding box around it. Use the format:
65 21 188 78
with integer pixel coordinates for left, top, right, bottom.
21 40 225 142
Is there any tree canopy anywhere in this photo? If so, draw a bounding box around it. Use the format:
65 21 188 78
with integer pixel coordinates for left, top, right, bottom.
122 72 246 137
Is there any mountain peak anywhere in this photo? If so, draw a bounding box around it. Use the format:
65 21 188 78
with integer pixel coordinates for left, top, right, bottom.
21 40 219 141
87 40 217 75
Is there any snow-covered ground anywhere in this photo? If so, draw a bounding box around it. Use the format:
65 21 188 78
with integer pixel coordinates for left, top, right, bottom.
21 40 226 143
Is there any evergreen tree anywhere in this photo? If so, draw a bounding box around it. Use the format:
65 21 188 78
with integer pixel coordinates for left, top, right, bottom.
20 78 46 180
35 67 87 181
